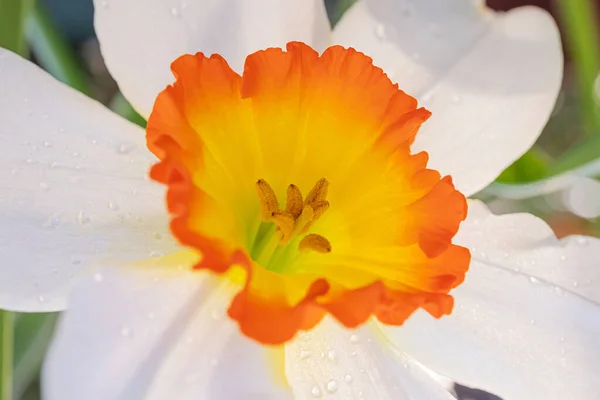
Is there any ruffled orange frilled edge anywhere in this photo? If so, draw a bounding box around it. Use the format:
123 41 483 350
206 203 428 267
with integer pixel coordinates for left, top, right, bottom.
147 42 470 344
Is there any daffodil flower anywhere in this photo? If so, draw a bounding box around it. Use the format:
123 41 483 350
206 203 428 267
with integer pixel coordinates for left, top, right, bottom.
1 1 600 400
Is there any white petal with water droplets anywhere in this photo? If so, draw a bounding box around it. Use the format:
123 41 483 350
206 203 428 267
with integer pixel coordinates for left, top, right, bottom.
456 200 600 303
0 48 177 312
43 256 293 400
333 0 562 196
285 318 456 400
93 0 331 118
380 202 600 399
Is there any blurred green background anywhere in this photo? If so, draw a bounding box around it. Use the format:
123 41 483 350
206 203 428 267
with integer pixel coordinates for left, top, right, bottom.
1 0 600 399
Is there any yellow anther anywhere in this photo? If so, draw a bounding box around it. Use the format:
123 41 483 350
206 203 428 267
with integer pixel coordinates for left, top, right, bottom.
270 211 295 243
295 205 314 235
285 184 304 219
310 200 330 221
256 179 279 220
305 178 329 206
299 234 332 253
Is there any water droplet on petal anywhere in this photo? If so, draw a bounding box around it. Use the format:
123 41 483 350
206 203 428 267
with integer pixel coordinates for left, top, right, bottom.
452 94 461 103
71 256 82 265
148 312 155 319
560 255 567 262
326 379 338 393
576 237 588 246
108 201 120 211
117 141 137 154
100 0 108 8
38 295 45 303
43 141 52 148
39 182 50 191
77 211 91 225
43 212 62 229
170 7 180 17
528 276 539 284
311 386 321 397
150 251 163 258
300 350 312 360
120 327 131 337
344 374 353 383
374 24 386 40
327 349 337 362
349 334 359 344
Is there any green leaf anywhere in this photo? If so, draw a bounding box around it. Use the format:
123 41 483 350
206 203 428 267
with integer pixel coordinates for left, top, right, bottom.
0 310 15 400
26 0 92 95
110 92 147 128
13 313 57 399
495 147 551 183
0 0 34 57
556 0 600 138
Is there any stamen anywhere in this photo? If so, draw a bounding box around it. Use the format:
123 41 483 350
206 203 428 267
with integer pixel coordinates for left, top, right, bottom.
285 184 304 219
305 178 329 206
270 211 295 242
253 178 333 268
299 234 332 253
256 179 279 220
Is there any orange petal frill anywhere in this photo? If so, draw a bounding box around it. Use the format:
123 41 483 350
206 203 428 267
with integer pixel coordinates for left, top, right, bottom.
147 42 470 345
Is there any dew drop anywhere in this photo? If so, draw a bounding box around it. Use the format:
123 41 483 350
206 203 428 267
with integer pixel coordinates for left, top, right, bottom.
211 309 221 320
170 7 180 17
502 252 509 258
39 182 50 191
528 276 539 284
327 349 337 362
311 386 321 397
70 256 82 265
299 350 312 360
148 312 156 319
100 0 108 8
117 141 137 154
349 334 359 344
572 280 579 287
43 213 62 229
150 250 163 258
374 24 387 40
38 295 45 303
560 255 567 262
452 94 461 103
43 141 53 148
326 379 338 393
93 273 104 282
77 211 91 225
108 201 120 211
120 327 131 337
25 157 34 164
576 237 588 246
344 374 353 383
153 232 164 240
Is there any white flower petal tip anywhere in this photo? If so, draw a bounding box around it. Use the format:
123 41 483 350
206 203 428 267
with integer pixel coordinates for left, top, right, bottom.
43 258 293 400
333 1 563 196
286 318 456 400
0 48 177 312
380 201 600 400
93 0 331 118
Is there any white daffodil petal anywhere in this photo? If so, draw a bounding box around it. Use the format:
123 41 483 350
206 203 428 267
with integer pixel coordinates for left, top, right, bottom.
43 256 293 400
93 0 331 118
456 200 600 303
0 48 176 312
380 207 600 399
333 1 562 196
285 318 456 400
